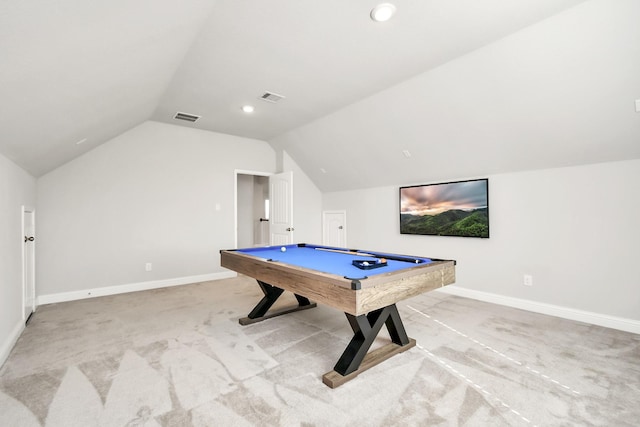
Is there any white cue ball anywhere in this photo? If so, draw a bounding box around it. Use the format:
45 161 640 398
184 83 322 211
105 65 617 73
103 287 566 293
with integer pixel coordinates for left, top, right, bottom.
280 247 287 252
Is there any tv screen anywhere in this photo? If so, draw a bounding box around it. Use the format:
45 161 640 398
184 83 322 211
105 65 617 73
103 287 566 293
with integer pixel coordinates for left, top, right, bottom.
400 178 489 238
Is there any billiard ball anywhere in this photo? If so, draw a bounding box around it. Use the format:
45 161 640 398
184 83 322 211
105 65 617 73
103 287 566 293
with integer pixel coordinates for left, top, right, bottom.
280 246 287 252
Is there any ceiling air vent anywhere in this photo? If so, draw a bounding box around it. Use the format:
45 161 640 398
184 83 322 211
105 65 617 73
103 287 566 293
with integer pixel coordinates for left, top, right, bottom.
173 112 201 122
260 91 286 103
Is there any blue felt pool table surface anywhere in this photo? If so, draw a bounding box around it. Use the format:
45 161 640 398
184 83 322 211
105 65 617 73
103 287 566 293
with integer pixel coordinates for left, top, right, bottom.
234 244 433 279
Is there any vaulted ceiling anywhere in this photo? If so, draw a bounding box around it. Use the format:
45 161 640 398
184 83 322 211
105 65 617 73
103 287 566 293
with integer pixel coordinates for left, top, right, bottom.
2 0 638 191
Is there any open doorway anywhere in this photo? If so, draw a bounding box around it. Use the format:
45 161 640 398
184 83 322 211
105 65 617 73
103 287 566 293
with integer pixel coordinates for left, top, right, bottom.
22 205 36 323
236 172 270 248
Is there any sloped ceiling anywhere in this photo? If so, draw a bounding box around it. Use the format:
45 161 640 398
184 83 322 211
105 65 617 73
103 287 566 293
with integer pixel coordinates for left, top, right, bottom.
273 0 640 191
2 0 638 189
0 0 216 177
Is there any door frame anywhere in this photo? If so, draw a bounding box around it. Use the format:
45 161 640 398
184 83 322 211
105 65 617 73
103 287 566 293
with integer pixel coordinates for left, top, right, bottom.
234 170 272 249
21 205 36 322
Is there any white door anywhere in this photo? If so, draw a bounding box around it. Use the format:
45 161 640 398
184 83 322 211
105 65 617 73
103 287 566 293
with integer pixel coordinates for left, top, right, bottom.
322 210 347 247
269 171 294 245
22 206 36 322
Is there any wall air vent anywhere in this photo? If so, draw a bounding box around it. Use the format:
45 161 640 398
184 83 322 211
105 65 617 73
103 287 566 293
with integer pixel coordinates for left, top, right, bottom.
260 91 286 103
173 112 201 122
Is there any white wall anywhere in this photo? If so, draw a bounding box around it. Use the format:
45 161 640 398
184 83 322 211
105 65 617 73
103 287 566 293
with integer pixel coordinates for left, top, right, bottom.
236 174 254 248
37 121 275 300
283 151 322 244
323 159 640 326
0 153 36 366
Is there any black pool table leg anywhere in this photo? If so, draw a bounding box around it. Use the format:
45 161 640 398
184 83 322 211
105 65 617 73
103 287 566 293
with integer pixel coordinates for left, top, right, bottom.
294 293 314 307
323 304 415 388
385 303 411 345
239 280 317 325
247 281 284 318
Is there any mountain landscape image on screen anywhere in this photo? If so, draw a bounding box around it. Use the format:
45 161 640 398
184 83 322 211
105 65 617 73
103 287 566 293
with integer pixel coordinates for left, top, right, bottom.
400 207 489 237
400 179 489 238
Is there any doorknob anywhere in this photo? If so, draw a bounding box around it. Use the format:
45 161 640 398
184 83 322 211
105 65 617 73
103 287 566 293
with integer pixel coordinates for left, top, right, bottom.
286 227 294 232
338 226 343 229
24 236 34 242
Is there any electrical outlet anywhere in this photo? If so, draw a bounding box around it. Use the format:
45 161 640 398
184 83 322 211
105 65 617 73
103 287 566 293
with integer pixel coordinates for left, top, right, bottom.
523 274 533 286
145 262 152 272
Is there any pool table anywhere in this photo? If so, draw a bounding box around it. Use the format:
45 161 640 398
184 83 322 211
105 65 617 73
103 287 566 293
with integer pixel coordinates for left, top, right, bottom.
220 243 455 388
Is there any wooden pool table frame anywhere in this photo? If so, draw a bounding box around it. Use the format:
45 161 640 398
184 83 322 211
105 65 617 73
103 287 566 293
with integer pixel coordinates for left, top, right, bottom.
220 244 456 388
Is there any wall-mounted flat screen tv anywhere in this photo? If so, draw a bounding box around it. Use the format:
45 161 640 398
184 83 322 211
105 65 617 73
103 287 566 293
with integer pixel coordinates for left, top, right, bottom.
400 178 489 238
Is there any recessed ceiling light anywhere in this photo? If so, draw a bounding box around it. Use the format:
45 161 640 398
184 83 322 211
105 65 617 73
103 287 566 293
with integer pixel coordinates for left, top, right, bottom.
402 149 412 158
320 168 327 173
75 138 87 145
242 105 255 113
370 3 396 22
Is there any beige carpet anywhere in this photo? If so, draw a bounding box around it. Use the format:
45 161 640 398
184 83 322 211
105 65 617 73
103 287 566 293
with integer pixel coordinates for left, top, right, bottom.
1 276 639 426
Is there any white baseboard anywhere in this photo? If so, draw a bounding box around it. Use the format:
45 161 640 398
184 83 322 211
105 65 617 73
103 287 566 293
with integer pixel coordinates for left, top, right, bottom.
437 285 640 335
0 320 25 369
37 271 237 305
